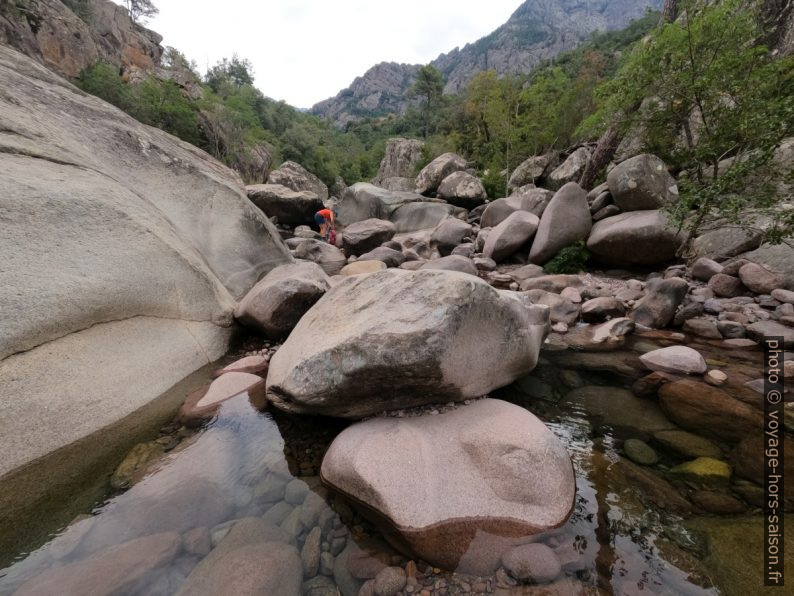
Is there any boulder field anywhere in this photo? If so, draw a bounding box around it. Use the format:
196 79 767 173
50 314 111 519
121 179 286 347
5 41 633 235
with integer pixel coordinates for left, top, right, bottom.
0 44 292 480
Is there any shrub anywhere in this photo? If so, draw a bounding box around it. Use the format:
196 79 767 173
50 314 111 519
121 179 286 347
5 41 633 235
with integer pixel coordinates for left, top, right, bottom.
543 240 591 274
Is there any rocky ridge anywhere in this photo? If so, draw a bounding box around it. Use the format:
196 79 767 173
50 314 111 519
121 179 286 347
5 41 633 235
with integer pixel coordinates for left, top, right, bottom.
312 0 662 125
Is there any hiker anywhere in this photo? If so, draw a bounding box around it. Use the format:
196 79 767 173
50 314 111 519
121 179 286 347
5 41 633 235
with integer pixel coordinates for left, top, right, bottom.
314 207 337 242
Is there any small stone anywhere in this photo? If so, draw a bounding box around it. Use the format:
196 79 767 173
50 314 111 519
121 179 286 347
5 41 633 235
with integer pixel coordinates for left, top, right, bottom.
639 345 707 375
302 526 322 578
373 566 407 596
551 322 569 334
705 370 728 386
652 430 723 459
623 438 659 465
560 286 582 303
708 274 744 298
772 288 794 304
717 320 746 339
738 262 783 294
682 318 721 339
691 257 723 282
501 543 562 583
285 478 310 504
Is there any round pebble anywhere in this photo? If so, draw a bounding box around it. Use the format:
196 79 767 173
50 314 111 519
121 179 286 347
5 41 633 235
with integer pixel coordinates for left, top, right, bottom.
623 438 659 466
705 369 728 386
373 566 407 596
501 543 561 583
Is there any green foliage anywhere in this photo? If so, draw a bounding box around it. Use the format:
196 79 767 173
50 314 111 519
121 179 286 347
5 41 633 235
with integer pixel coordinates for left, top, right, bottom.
408 65 445 137
543 241 591 274
76 62 201 146
584 0 794 249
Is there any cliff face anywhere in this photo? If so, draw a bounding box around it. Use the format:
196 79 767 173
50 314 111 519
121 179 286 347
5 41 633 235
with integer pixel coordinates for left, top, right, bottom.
311 61 422 128
312 0 661 125
0 0 163 79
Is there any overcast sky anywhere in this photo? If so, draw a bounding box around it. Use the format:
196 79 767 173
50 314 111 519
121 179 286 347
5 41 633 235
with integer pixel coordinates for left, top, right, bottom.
148 0 521 109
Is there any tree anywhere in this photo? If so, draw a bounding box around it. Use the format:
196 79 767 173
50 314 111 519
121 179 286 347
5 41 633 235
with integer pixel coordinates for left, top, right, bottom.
124 0 158 24
585 0 794 251
409 65 444 137
205 55 255 93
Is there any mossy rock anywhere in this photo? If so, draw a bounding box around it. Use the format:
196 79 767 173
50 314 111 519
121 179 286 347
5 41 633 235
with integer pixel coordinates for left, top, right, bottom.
671 457 731 484
623 438 659 465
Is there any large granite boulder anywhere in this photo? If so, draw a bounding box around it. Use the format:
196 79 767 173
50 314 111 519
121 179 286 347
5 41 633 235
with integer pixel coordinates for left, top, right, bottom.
507 153 557 192
0 46 291 492
342 219 397 256
320 399 575 575
415 152 467 195
293 239 347 275
607 154 678 211
480 189 554 228
430 218 474 256
529 183 591 265
483 211 540 263
266 270 550 417
234 262 330 338
545 147 590 190
337 183 464 232
267 160 329 201
246 184 323 226
437 171 487 209
587 210 684 266
373 138 424 184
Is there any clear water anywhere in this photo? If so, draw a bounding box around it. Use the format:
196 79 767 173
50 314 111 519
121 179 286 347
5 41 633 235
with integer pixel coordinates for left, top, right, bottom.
0 365 785 595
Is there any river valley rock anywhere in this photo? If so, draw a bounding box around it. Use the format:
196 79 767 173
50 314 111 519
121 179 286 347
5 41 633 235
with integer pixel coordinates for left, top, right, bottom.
0 45 291 483
266 270 549 417
320 399 575 575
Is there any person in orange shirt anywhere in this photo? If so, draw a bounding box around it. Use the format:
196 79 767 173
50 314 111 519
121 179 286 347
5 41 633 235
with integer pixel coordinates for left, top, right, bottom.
314 207 336 241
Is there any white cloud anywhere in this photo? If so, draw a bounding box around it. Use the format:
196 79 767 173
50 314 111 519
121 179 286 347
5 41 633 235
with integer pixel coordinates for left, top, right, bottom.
148 0 520 108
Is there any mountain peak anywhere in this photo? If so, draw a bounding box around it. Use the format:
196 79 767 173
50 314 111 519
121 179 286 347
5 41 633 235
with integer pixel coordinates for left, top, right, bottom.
313 0 661 125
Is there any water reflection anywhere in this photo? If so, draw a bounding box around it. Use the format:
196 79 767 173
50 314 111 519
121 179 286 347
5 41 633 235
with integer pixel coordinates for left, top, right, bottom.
0 381 771 595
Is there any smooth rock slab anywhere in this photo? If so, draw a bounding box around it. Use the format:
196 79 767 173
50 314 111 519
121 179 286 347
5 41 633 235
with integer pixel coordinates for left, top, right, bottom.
639 346 707 375
266 270 549 417
340 260 388 276
320 399 575 574
587 210 683 266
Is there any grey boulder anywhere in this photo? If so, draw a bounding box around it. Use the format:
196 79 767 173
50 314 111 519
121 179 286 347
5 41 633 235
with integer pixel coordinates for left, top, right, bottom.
483 211 540 263
342 219 397 256
235 263 330 338
294 239 347 276
246 184 323 226
268 160 329 201
508 153 557 192
587 210 684 266
480 188 553 228
373 138 424 184
437 171 487 209
545 147 590 190
630 277 689 328
266 270 550 417
529 183 591 265
415 152 467 195
430 218 474 256
607 154 678 211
